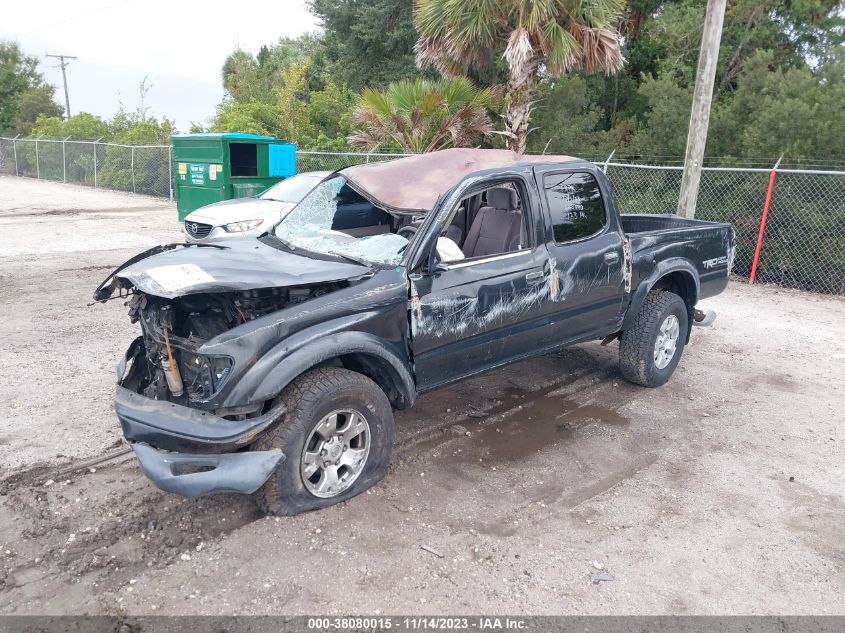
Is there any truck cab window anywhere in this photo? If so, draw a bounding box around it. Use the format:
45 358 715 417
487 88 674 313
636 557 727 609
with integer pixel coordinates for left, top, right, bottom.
438 182 529 263
543 172 606 243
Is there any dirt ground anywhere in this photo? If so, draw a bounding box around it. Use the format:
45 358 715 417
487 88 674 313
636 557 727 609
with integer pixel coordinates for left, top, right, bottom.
0 174 843 616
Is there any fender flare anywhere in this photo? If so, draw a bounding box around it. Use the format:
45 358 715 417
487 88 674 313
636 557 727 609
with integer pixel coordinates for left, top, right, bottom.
622 258 700 334
238 330 416 410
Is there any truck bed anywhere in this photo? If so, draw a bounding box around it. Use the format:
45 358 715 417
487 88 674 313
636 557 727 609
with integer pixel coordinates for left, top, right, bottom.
621 213 726 235
621 214 734 302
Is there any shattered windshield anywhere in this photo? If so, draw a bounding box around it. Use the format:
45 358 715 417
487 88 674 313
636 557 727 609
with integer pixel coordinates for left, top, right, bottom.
273 176 408 266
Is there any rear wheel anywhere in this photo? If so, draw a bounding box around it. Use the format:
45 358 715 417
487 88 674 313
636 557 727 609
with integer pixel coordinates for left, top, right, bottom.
619 290 688 387
253 366 394 515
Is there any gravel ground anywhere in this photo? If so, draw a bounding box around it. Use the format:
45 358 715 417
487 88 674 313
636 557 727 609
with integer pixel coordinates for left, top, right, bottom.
0 175 843 615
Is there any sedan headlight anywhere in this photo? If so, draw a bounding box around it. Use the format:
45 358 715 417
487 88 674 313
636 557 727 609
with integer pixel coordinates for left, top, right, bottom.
223 219 264 233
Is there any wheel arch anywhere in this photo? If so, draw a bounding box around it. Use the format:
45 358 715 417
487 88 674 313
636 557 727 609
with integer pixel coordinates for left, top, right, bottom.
623 259 699 340
247 331 416 411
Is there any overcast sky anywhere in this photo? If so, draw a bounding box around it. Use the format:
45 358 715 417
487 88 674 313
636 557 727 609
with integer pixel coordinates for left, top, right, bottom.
1 0 320 131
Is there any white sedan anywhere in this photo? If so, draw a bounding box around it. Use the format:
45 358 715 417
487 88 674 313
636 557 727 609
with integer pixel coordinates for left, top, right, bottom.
183 171 329 242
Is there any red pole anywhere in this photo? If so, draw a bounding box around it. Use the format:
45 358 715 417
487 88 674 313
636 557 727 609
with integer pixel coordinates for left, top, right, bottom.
749 157 782 284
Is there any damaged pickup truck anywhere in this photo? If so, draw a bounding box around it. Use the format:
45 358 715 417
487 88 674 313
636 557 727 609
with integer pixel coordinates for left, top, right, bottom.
94 148 734 515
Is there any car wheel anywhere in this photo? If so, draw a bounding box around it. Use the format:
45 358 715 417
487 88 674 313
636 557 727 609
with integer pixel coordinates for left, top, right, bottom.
619 290 688 387
252 366 394 515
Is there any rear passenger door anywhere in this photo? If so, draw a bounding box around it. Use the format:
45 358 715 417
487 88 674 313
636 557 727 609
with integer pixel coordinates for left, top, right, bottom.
533 167 626 341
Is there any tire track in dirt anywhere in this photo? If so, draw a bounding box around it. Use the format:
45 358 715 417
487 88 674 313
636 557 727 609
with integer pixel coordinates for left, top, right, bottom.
0 352 619 604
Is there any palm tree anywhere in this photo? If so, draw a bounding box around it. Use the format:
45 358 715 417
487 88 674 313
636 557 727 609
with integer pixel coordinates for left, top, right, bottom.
415 0 626 154
348 77 496 153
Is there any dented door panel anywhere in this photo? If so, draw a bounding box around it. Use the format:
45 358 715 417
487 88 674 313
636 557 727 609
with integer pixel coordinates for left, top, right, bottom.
531 165 627 341
543 231 627 340
410 248 551 391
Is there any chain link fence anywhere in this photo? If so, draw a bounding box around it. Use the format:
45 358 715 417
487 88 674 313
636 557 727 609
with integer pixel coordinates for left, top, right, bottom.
1 138 843 294
604 163 845 294
295 150 411 172
0 137 172 197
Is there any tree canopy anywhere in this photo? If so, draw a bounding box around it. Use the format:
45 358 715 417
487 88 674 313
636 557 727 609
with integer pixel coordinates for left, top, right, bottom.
414 0 626 153
309 0 420 90
0 41 63 136
207 0 844 165
348 77 495 152
212 39 356 150
4 0 843 166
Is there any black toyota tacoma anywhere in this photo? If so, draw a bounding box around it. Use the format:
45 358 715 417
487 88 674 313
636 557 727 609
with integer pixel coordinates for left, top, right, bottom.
95 148 734 515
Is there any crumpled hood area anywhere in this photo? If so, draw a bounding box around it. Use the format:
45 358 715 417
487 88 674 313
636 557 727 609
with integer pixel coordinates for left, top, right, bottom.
96 238 371 300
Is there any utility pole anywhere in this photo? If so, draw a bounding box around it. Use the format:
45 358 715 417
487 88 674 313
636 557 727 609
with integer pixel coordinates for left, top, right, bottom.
677 0 726 219
46 54 77 119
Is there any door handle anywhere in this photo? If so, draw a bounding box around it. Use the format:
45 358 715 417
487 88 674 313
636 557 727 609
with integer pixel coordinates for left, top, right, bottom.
604 252 620 264
525 271 545 284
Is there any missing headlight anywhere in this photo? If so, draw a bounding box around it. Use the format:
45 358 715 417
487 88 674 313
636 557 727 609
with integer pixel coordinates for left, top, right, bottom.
181 354 233 400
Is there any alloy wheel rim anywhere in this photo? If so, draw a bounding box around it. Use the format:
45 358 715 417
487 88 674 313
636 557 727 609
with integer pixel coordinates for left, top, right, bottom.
300 409 371 498
653 314 680 370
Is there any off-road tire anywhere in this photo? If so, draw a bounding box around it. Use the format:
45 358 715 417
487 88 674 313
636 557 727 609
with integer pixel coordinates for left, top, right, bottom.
252 366 394 515
619 290 688 387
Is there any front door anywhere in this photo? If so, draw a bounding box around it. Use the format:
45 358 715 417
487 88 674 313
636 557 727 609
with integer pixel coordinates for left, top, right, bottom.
409 177 553 391
410 249 553 390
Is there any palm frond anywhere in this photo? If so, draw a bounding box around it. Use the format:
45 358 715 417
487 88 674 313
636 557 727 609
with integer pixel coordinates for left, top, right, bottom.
412 0 625 152
349 76 494 153
504 27 539 87
541 20 582 75
569 23 625 74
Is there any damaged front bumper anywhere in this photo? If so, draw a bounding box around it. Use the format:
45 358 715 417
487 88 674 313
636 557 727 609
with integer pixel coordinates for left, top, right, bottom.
114 386 286 497
131 444 284 497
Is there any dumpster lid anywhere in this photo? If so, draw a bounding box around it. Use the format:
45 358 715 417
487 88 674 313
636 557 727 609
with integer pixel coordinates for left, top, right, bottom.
171 133 276 141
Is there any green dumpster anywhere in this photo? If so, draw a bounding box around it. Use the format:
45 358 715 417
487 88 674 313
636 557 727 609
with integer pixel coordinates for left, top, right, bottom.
171 133 296 220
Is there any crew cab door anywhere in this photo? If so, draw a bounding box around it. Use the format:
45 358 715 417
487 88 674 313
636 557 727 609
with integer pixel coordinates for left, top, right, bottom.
408 176 551 391
532 166 627 340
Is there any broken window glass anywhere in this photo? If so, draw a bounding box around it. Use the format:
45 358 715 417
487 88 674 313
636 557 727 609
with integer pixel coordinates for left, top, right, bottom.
273 176 408 266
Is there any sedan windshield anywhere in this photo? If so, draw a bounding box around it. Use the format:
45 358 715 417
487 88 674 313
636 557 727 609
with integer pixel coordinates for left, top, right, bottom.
259 174 322 202
273 176 408 266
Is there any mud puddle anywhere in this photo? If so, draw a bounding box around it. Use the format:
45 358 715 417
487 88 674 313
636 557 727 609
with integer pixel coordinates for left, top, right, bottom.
457 386 628 463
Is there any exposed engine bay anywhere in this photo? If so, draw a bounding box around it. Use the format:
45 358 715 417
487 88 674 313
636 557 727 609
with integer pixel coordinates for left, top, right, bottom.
120 282 348 408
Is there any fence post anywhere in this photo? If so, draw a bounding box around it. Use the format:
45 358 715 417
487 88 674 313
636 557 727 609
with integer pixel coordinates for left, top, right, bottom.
35 137 40 179
12 134 19 176
168 145 173 201
602 149 616 174
131 146 136 193
749 156 782 285
62 136 70 183
93 137 102 188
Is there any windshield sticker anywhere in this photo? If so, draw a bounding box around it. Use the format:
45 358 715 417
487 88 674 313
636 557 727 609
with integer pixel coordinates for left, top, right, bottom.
145 264 216 292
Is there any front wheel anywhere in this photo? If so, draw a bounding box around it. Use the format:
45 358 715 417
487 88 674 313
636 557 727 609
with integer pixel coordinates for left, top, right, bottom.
252 366 395 515
619 290 689 387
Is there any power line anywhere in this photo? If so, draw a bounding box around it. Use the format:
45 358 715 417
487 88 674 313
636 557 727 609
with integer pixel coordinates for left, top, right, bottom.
46 53 77 118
